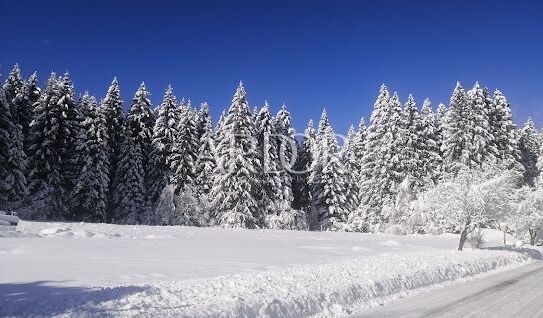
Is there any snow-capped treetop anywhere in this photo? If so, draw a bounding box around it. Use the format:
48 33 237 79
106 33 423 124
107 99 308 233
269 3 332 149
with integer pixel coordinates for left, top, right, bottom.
127 82 155 148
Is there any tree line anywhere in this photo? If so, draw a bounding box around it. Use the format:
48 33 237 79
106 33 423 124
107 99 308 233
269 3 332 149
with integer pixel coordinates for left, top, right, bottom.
1 65 542 233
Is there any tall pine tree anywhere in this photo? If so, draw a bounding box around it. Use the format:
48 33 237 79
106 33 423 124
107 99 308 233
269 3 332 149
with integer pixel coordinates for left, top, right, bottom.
357 84 391 227
170 100 199 193
28 73 69 219
101 77 125 217
148 86 179 203
419 98 442 184
70 94 110 222
112 134 145 224
127 82 155 173
0 82 27 208
442 82 469 173
489 90 521 169
211 83 259 228
519 118 541 186
255 103 283 223
292 119 315 211
194 102 216 196
275 104 295 210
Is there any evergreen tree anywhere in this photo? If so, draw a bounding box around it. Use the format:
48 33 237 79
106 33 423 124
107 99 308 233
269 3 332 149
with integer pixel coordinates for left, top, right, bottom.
292 119 315 211
255 103 283 223
101 77 125 216
357 84 391 227
380 92 405 197
419 98 442 184
340 125 361 212
170 100 199 193
400 94 425 190
489 90 521 169
70 94 110 222
465 82 497 166
57 73 84 197
442 82 469 173
519 119 541 186
127 82 155 170
537 139 543 186
2 65 25 125
310 124 347 230
275 104 295 209
0 83 27 208
211 82 259 228
18 72 42 150
194 102 216 196
27 73 68 219
435 102 447 157
148 86 179 203
112 134 145 224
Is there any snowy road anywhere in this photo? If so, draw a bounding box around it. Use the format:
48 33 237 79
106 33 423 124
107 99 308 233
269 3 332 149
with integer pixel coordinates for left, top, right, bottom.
356 261 543 318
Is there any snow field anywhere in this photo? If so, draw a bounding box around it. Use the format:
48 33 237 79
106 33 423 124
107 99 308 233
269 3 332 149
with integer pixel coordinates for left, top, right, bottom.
0 222 539 317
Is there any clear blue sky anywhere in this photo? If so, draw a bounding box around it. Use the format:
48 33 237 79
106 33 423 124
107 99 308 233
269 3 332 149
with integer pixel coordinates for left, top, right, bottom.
1 0 542 133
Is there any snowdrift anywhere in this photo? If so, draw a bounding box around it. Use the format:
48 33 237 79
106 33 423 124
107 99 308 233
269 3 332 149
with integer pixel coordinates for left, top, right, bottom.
3 249 535 317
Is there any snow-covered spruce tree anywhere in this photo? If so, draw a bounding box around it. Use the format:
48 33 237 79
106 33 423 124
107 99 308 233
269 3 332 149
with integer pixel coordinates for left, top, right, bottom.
343 117 368 230
308 109 330 227
374 92 405 203
464 82 498 167
435 102 447 157
255 103 283 225
2 65 25 126
442 82 469 173
354 85 391 230
292 119 315 211
70 94 110 222
101 78 125 216
400 94 425 191
310 124 348 230
0 84 28 208
194 102 216 196
27 73 67 219
56 73 84 202
519 118 541 187
170 100 199 193
211 82 259 228
415 164 518 250
419 98 442 185
148 85 179 203
538 142 543 186
127 82 155 176
340 125 361 213
489 90 521 169
112 133 146 224
275 104 296 210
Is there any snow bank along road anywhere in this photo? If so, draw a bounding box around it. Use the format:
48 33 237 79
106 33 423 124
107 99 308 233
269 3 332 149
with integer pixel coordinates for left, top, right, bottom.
356 260 543 318
0 221 541 317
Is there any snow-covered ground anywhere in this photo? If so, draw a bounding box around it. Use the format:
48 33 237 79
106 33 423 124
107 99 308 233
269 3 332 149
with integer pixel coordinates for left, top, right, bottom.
0 221 539 317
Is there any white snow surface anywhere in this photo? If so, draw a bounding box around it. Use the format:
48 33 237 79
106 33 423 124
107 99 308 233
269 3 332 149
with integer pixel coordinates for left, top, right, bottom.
0 222 538 317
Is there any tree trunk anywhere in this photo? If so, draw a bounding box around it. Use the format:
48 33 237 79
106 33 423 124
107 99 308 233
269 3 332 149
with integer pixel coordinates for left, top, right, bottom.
529 229 536 246
458 228 468 251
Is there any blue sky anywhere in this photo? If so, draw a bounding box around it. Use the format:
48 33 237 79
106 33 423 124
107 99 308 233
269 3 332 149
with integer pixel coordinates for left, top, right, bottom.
1 0 542 133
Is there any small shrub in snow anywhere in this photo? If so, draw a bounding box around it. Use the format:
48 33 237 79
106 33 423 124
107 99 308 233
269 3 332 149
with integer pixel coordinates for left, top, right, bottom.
385 224 407 235
156 184 203 226
265 210 308 230
467 227 486 249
